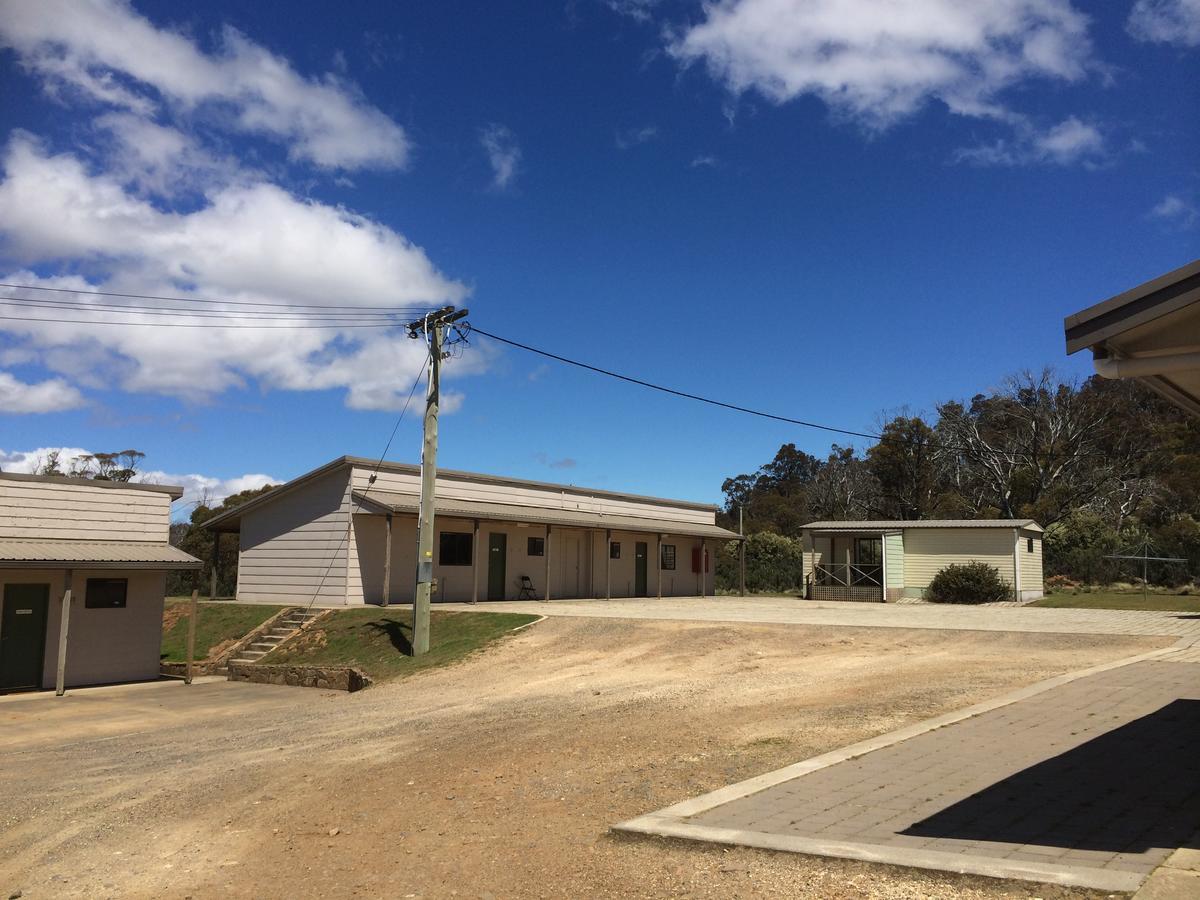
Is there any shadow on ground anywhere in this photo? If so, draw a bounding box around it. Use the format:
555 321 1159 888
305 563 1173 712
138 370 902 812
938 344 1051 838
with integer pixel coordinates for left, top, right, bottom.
366 619 412 655
904 699 1200 853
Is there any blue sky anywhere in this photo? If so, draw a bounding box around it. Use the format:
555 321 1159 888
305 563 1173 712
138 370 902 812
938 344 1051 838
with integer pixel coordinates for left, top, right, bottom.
0 0 1197 510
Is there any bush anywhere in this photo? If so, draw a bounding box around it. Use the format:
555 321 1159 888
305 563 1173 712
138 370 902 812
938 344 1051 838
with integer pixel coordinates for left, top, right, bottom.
926 561 1011 605
714 532 805 594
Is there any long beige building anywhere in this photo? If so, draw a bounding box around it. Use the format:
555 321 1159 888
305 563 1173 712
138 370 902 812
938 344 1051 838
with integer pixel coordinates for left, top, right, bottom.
203 456 740 605
802 520 1044 602
0 472 200 694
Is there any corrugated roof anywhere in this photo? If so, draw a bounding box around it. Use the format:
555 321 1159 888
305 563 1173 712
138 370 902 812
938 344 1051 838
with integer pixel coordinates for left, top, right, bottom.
802 519 1043 533
0 540 202 569
0 471 185 499
204 455 719 531
353 490 742 540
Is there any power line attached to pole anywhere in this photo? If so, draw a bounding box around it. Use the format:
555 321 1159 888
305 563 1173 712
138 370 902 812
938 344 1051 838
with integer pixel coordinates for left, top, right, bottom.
406 305 470 656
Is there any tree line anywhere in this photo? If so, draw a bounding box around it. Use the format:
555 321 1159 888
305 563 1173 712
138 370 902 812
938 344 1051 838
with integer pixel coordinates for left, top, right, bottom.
716 370 1200 588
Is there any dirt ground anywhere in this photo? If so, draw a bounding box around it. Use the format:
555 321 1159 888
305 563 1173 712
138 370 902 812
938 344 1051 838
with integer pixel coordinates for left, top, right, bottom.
0 617 1169 899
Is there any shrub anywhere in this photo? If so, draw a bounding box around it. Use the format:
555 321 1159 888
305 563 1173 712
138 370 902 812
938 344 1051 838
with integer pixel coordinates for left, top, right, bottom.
926 561 1011 605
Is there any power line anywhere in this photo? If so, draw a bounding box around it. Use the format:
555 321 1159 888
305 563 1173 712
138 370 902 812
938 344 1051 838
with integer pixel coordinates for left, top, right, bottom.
298 358 429 622
0 296 420 321
469 326 883 443
0 281 439 313
0 311 407 330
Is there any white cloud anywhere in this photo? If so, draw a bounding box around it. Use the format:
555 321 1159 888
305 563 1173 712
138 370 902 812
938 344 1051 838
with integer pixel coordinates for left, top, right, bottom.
0 0 409 170
954 116 1108 167
1149 193 1199 227
604 0 663 23
689 154 719 168
0 372 85 413
669 0 1094 131
480 123 521 190
615 125 659 149
0 135 478 410
1128 0 1200 45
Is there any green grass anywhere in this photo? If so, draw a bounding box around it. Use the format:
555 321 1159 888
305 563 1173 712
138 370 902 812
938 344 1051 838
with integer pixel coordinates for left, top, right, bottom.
266 608 540 682
1031 590 1200 613
161 600 285 662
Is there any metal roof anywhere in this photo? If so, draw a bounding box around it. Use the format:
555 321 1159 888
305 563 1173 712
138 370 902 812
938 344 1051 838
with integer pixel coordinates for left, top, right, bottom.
353 490 742 540
1064 259 1200 416
204 454 720 531
802 519 1043 533
0 540 202 569
0 471 185 499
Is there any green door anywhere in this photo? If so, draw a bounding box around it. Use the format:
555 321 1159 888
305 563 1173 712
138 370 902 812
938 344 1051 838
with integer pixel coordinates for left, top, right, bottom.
487 533 507 601
635 541 648 597
1 584 50 693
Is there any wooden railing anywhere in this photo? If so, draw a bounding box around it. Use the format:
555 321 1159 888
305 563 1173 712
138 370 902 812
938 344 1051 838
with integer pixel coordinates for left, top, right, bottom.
812 563 882 587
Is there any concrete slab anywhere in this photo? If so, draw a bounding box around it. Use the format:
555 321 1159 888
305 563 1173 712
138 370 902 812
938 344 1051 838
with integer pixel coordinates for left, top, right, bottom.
438 596 1200 638
616 639 1200 892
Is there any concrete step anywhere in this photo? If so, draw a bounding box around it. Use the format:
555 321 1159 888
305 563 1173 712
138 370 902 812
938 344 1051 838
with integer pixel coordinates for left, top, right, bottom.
249 642 279 652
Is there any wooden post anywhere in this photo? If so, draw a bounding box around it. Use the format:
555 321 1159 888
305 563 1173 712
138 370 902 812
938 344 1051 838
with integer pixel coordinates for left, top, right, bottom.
656 534 663 600
54 569 73 697
381 513 393 607
209 530 220 599
739 506 746 597
184 574 199 685
700 540 707 599
471 519 480 604
543 524 552 602
605 529 612 601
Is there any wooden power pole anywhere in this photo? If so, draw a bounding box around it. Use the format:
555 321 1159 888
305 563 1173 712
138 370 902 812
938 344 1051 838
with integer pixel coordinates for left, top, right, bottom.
409 306 468 656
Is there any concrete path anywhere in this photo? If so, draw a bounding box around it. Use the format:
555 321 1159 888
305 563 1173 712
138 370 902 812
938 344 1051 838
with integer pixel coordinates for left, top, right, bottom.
616 639 1200 892
441 596 1200 638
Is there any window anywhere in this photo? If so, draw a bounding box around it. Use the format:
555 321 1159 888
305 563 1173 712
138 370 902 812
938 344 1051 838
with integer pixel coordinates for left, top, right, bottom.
1027 537 1034 553
439 532 472 566
660 544 676 570
85 578 127 609
610 541 621 560
527 536 545 557
855 537 882 565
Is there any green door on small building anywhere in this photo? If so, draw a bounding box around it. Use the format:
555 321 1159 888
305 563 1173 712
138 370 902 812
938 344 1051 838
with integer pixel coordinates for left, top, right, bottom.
1 583 50 693
487 533 507 601
634 541 648 597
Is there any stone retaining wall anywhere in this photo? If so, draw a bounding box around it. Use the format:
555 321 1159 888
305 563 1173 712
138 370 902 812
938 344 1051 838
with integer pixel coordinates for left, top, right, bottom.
226 662 371 693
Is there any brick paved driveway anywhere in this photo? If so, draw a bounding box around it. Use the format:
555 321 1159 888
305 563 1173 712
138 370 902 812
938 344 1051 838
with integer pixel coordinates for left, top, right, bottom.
617 642 1200 892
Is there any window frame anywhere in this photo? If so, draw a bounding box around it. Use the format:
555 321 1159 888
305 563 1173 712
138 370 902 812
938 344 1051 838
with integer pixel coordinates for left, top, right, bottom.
527 536 545 557
85 577 128 609
1027 537 1034 553
660 544 676 571
438 532 473 567
610 541 621 560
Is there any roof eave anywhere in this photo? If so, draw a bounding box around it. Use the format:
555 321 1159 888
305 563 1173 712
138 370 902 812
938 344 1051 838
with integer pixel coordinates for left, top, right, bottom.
1064 259 1200 355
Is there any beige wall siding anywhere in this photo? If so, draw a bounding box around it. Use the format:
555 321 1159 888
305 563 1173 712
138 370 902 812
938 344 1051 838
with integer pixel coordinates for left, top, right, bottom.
902 528 1017 589
1019 529 1044 598
350 466 715 528
0 480 171 542
237 469 350 604
0 569 164 690
348 515 712 603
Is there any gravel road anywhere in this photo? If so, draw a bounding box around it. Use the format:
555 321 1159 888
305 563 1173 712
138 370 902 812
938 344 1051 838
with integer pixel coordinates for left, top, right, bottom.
0 616 1165 899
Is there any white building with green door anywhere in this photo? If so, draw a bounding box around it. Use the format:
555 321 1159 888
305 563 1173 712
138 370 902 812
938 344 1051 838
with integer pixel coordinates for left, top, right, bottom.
801 520 1044 603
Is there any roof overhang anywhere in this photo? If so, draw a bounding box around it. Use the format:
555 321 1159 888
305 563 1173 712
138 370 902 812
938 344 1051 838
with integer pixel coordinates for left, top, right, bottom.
0 471 185 499
353 490 742 540
0 540 202 570
801 520 1043 533
1064 259 1200 416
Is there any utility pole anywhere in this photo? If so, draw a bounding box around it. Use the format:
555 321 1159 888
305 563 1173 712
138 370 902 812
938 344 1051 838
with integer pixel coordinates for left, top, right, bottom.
408 305 468 656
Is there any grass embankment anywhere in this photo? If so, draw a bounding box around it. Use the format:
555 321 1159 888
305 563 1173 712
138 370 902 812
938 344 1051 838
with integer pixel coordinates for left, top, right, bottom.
1032 590 1200 613
161 600 285 662
267 608 539 682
